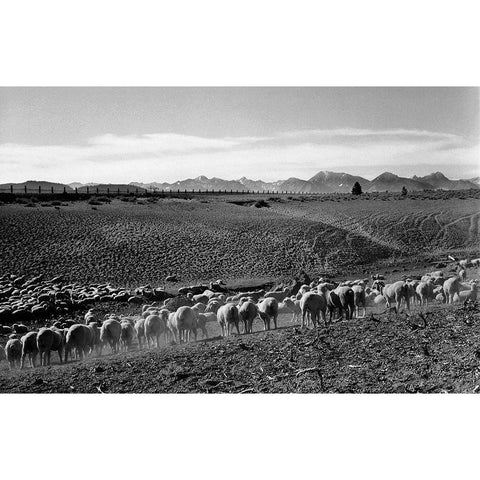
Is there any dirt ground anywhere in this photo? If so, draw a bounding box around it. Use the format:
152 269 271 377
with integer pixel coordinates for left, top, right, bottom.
1 302 479 393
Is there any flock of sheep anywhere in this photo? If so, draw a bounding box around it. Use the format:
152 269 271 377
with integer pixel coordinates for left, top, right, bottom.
1 258 479 370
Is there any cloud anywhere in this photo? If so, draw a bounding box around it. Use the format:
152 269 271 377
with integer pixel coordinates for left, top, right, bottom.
0 128 477 183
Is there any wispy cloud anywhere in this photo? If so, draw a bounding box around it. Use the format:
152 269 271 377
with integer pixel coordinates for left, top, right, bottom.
0 128 478 183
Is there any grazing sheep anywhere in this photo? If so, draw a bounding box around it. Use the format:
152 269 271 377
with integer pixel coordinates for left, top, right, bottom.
99 319 122 354
171 306 198 343
193 302 206 313
142 308 159 319
50 328 65 364
471 258 480 268
36 328 55 366
21 331 38 368
217 303 241 337
134 317 146 348
238 300 258 334
300 292 327 328
65 324 90 362
87 322 102 356
257 298 279 331
455 282 478 303
406 280 420 306
205 299 222 314
283 297 302 323
144 313 167 348
120 321 136 351
458 268 467 282
192 294 209 305
5 338 22 369
328 286 355 321
382 281 410 312
351 285 366 318
264 288 290 303
416 281 435 306
443 277 461 304
195 313 209 339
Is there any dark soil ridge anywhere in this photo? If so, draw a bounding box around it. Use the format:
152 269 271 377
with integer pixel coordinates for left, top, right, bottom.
1 303 479 393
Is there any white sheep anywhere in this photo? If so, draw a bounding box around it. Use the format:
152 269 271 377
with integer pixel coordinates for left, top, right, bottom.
416 280 435 306
283 297 301 323
36 328 55 366
257 298 279 331
217 303 241 337
382 281 410 312
443 277 461 304
86 322 102 356
455 281 478 303
171 306 198 343
145 311 168 348
238 300 258 334
99 319 122 354
299 292 327 328
5 338 22 369
65 324 90 362
351 285 366 318
135 317 146 348
264 287 290 303
21 331 38 368
120 321 136 351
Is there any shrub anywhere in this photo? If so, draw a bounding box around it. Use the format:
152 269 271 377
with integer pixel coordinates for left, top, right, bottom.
253 200 270 208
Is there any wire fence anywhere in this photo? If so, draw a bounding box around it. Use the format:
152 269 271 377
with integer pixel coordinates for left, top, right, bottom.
0 185 327 196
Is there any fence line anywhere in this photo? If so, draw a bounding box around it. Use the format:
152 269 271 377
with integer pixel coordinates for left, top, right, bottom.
0 185 328 196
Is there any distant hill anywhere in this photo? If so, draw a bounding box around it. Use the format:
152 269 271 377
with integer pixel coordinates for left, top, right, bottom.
413 172 478 191
367 172 433 192
77 184 147 193
308 171 371 193
0 180 74 193
467 176 480 186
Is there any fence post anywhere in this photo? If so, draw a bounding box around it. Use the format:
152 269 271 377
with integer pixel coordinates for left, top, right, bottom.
118 188 120 195
10 184 13 194
75 188 78 194
39 185 41 195
63 186 66 194
24 185 27 194
51 186 54 194
127 188 130 194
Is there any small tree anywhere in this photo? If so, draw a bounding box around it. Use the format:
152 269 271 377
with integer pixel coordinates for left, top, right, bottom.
401 186 408 196
352 181 362 195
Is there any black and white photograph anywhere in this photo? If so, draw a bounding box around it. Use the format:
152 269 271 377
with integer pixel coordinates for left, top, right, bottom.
1 1 479 478
0 86 479 394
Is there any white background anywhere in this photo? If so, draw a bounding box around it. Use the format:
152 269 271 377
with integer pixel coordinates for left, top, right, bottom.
1 1 479 479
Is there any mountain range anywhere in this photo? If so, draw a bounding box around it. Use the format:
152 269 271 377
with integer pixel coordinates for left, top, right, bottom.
1 171 478 194
128 171 479 193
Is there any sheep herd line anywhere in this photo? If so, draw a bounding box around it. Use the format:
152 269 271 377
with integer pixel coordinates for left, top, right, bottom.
1 257 479 371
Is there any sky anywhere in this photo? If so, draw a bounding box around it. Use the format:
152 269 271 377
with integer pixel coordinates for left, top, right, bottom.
0 87 478 183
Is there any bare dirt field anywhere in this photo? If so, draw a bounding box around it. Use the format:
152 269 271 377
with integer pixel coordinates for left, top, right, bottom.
1 191 479 287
